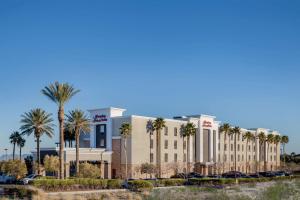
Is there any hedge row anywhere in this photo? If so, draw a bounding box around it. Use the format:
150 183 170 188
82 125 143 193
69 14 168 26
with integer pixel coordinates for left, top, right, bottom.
32 176 297 192
32 178 123 191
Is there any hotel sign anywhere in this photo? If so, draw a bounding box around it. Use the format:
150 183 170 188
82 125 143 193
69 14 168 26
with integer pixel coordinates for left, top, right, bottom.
203 120 212 128
93 114 108 122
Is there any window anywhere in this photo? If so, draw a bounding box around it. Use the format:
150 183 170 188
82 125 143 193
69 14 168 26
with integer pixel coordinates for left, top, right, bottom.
218 132 221 139
231 135 233 141
242 155 244 161
174 140 178 149
183 154 187 162
238 144 240 151
164 140 168 149
249 155 251 161
231 144 233 151
174 153 178 162
174 127 178 136
164 153 168 162
270 147 272 153
270 156 272 161
164 127 168 136
224 144 227 151
150 139 153 149
183 141 186 150
249 145 251 151
238 155 240 162
224 155 227 162
218 154 221 162
238 135 240 141
254 155 256 160
231 155 234 162
150 153 154 163
254 146 256 151
242 145 244 152
218 143 220 151
274 156 276 161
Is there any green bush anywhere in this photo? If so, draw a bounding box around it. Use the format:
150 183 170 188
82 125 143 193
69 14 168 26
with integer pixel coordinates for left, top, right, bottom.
188 178 236 186
157 179 186 186
107 179 123 189
128 180 154 192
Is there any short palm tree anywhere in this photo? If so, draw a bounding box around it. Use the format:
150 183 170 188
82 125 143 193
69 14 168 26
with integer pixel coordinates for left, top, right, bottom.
42 82 79 179
273 135 281 170
231 127 241 173
153 118 166 178
17 137 26 160
281 135 289 168
65 109 91 176
243 131 253 174
20 108 54 174
258 132 266 171
182 122 196 173
219 123 231 173
119 123 132 180
9 131 21 160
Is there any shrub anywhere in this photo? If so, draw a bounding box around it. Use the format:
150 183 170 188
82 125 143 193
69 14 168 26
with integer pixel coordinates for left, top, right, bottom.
78 162 102 178
43 155 59 176
157 179 186 186
128 180 154 192
107 179 123 189
0 160 27 178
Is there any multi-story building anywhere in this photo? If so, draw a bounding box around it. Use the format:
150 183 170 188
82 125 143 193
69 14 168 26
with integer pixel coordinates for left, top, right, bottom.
36 107 281 179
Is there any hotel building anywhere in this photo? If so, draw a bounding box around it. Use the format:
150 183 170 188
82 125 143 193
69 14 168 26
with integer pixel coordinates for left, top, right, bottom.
36 107 281 179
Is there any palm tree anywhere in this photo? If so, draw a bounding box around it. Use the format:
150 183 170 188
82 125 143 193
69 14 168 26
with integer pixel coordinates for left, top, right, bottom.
146 120 154 165
64 128 75 148
20 108 55 175
42 82 79 179
17 137 26 160
266 134 274 170
273 135 281 170
258 132 266 171
153 118 166 178
9 131 21 160
219 123 231 173
119 123 132 180
231 127 241 173
182 122 196 173
281 135 289 168
65 109 91 176
243 131 253 174
228 128 234 171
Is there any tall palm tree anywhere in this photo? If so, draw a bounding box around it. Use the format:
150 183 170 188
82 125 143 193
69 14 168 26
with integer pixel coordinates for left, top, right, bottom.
219 123 231 173
119 123 132 180
231 127 241 173
273 135 281 170
281 135 289 169
258 132 266 171
228 128 234 171
243 131 253 174
182 122 196 173
42 82 79 179
266 134 274 170
153 118 166 178
17 137 26 160
65 109 91 176
20 108 54 174
9 131 21 160
146 120 154 165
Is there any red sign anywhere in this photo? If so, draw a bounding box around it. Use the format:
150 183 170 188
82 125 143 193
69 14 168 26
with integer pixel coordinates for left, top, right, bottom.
93 114 107 122
203 120 212 128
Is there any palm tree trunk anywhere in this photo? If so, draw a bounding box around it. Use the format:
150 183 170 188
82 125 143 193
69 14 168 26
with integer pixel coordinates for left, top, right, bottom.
223 133 226 173
19 146 22 161
156 130 161 178
283 144 286 169
58 107 65 179
37 136 40 175
75 131 80 176
264 142 267 171
229 137 231 171
246 140 248 174
124 138 128 180
12 143 16 160
234 134 237 172
187 136 190 173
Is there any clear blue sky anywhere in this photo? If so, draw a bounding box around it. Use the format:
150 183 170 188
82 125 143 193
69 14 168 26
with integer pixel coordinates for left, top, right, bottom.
0 0 299 155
